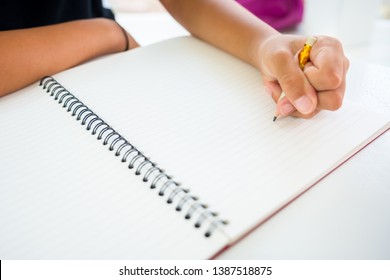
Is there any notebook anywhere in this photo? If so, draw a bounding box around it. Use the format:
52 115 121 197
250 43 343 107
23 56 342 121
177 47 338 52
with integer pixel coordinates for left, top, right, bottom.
0 36 389 259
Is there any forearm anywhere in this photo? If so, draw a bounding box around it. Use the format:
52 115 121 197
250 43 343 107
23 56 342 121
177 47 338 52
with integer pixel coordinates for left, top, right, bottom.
160 0 279 68
0 18 135 97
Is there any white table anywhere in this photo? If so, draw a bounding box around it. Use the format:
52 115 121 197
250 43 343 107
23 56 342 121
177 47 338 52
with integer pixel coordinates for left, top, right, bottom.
117 12 390 259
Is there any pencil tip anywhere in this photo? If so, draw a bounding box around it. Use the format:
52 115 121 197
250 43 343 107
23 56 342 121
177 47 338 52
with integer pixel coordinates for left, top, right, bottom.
272 116 277 122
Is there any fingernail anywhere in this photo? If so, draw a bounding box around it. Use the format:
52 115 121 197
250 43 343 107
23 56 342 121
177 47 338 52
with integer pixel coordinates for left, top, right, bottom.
294 95 313 114
280 102 295 116
264 86 272 97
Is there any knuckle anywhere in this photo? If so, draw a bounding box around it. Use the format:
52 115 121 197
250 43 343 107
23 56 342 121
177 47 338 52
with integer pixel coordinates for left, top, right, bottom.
345 57 350 70
325 68 343 88
324 36 343 49
272 48 292 65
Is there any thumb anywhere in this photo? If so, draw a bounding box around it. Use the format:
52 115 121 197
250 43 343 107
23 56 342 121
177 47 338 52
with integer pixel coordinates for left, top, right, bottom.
275 57 318 115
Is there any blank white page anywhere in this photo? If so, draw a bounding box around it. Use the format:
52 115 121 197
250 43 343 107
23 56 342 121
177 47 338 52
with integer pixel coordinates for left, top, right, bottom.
45 37 390 243
0 84 229 259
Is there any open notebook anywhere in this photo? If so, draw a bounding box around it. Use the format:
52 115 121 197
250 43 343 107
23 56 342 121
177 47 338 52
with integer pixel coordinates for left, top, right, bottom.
0 37 389 259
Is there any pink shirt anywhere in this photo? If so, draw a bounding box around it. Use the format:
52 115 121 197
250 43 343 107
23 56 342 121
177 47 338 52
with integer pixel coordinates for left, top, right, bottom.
236 0 304 30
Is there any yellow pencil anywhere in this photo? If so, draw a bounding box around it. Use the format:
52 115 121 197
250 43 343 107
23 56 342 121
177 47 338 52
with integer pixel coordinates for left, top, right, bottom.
273 36 318 122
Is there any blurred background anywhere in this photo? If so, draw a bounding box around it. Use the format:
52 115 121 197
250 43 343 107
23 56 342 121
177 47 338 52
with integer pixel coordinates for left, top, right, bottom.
108 0 390 68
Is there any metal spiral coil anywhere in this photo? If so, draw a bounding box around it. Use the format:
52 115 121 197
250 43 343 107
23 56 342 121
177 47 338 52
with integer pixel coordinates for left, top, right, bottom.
39 76 227 238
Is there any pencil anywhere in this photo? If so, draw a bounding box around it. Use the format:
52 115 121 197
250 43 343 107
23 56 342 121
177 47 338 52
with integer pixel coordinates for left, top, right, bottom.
273 36 318 122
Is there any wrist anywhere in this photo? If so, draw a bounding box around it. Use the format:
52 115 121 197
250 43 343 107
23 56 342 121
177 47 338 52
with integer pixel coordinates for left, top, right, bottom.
113 22 130 51
251 31 280 71
111 20 140 52
91 18 138 55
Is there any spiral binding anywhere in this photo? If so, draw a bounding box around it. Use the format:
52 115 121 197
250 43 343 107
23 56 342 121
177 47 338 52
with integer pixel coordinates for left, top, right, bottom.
39 76 228 238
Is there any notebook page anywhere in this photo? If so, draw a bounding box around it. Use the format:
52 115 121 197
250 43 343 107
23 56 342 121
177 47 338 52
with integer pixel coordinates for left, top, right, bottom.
50 37 389 242
0 84 229 259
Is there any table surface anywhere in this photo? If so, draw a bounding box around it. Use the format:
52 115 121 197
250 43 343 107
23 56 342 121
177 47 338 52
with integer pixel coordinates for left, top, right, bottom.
116 12 390 259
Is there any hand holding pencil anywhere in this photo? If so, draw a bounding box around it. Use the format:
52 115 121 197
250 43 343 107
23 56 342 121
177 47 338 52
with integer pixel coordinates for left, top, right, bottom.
273 36 318 121
258 34 349 120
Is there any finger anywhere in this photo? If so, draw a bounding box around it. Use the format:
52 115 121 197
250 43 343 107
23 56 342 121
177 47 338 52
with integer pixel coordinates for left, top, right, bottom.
263 79 298 117
264 73 318 117
273 69 346 118
276 96 296 116
273 54 318 115
288 67 347 116
316 78 346 111
263 80 297 118
309 56 348 111
280 63 346 116
304 37 346 91
263 79 282 102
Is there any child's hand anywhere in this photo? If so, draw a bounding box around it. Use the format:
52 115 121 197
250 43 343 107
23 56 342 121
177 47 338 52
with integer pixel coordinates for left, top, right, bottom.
258 35 349 118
